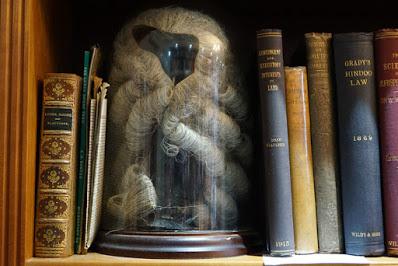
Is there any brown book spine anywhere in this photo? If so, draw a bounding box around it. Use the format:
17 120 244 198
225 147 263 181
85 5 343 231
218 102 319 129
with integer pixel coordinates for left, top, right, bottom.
285 67 318 254
34 73 81 257
305 32 343 253
375 29 398 256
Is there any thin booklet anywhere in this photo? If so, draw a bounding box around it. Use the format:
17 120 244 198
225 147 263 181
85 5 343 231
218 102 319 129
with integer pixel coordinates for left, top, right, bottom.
83 82 109 252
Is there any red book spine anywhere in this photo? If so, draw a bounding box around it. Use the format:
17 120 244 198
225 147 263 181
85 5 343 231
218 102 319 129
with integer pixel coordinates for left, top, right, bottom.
375 29 398 256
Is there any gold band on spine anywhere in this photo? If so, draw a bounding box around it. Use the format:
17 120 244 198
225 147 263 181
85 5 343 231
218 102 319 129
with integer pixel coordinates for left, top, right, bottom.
375 30 398 40
257 33 282 38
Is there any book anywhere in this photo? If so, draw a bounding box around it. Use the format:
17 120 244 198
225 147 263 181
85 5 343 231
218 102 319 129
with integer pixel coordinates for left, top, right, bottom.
75 50 91 254
34 73 82 257
75 45 102 253
256 29 295 256
82 46 103 254
333 32 385 256
305 32 343 253
84 82 109 251
285 66 318 254
375 29 398 256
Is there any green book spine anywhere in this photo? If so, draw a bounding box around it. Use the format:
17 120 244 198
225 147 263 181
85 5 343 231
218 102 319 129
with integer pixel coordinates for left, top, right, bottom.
74 50 91 253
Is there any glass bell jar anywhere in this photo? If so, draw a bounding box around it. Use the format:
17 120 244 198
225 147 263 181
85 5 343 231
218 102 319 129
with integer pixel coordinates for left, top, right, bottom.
95 7 260 258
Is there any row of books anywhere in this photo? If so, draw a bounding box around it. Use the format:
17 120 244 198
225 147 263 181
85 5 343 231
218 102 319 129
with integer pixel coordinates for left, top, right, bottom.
256 28 398 257
34 46 109 257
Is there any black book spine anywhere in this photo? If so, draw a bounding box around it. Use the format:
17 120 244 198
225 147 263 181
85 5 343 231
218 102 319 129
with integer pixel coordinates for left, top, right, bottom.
256 29 295 256
333 33 385 256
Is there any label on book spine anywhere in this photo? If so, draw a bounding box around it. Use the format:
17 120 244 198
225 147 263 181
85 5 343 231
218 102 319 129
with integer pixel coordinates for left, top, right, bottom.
375 29 398 256
305 32 343 253
333 32 385 256
256 29 295 256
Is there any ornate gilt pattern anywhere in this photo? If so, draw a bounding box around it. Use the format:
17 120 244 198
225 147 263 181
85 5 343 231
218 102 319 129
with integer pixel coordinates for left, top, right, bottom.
35 224 66 248
40 165 70 189
41 136 72 161
44 78 75 102
38 195 69 219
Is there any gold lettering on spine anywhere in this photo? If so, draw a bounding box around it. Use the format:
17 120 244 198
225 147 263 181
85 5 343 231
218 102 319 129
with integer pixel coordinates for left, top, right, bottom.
258 48 282 91
379 51 398 108
275 241 290 247
388 241 398 247
351 232 382 238
266 137 286 148
343 59 373 87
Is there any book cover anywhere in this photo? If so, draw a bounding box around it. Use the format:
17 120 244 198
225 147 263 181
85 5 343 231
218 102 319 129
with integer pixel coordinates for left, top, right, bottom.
285 66 318 254
305 32 343 253
333 32 385 256
256 29 295 256
34 73 82 257
375 29 398 256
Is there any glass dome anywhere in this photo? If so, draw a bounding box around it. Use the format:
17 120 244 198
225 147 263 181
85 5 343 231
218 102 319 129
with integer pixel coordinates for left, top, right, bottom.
97 7 255 257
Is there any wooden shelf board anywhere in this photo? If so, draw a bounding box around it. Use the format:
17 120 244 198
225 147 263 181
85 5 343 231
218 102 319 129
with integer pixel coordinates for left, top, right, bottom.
25 253 263 266
25 253 398 266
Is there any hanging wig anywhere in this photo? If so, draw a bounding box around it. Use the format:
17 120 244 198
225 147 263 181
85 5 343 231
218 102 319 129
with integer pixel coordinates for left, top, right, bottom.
104 7 252 230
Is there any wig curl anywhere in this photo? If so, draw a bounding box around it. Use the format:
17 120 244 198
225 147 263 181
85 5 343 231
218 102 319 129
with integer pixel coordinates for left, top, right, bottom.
104 7 252 230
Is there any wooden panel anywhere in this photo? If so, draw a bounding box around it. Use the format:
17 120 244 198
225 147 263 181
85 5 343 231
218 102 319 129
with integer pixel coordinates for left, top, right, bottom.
0 0 12 264
0 0 75 265
0 0 26 265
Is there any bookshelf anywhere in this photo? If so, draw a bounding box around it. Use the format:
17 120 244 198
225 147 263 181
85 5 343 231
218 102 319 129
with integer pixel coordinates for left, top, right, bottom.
1 0 398 265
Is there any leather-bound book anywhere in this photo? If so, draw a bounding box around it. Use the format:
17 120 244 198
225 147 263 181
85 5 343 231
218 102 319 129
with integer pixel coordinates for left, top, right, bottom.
305 32 343 253
375 29 398 256
285 66 318 254
256 29 295 256
34 73 82 257
333 33 385 256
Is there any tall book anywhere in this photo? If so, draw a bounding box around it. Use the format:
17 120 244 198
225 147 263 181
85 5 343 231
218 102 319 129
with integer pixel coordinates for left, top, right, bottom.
256 29 295 256
375 29 398 256
75 50 91 253
34 73 82 257
285 66 318 254
333 32 385 256
305 32 343 253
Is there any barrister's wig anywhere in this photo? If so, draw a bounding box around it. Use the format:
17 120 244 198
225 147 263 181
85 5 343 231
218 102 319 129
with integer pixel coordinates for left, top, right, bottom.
104 7 252 229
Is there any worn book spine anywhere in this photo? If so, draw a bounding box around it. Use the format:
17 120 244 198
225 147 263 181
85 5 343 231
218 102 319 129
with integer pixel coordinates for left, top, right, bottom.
34 73 82 257
305 32 343 253
285 66 318 254
375 29 398 256
257 29 295 256
333 32 385 256
75 50 91 253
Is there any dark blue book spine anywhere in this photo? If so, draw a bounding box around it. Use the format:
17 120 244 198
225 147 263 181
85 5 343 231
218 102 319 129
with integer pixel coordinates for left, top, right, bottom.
256 29 295 256
333 33 385 256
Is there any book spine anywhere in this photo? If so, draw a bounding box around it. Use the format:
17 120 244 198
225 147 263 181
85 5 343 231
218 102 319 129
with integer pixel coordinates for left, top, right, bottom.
285 66 318 254
75 50 91 253
34 73 82 257
375 29 398 256
256 29 295 256
333 32 385 256
305 32 344 253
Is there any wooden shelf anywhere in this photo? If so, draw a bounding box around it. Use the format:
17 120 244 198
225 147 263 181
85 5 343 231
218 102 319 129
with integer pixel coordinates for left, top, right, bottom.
25 253 398 266
3 1 398 266
26 253 263 266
